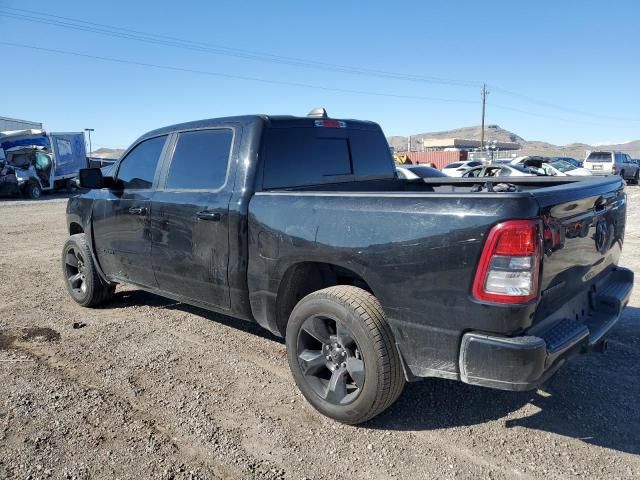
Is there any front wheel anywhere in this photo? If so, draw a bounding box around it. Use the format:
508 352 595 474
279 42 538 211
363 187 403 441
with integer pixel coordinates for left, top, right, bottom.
23 182 42 199
62 233 115 307
286 286 405 424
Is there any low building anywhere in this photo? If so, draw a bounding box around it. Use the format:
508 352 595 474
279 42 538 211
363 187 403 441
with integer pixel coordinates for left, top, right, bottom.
398 137 521 168
0 116 42 132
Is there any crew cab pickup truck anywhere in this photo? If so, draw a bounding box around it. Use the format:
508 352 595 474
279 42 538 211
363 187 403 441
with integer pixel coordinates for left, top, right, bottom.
63 110 633 424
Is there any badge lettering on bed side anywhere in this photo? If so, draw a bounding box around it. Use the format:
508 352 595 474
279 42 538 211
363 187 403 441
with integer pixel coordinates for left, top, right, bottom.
102 248 115 255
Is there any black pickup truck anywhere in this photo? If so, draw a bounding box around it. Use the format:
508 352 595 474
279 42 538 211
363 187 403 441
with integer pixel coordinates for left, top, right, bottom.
63 110 633 424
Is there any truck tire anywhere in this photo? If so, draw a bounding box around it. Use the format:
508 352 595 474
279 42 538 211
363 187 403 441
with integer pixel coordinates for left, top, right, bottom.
286 286 405 424
24 182 42 199
62 233 115 307
634 170 639 185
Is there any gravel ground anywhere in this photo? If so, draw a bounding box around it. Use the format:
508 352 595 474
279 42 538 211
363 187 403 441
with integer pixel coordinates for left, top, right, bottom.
1 187 639 480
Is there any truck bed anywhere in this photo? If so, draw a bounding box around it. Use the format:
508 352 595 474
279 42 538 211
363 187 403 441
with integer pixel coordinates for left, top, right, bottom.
249 175 626 380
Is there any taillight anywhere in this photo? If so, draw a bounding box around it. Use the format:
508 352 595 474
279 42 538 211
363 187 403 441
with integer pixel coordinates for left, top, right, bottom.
611 164 617 174
314 119 346 128
472 219 541 304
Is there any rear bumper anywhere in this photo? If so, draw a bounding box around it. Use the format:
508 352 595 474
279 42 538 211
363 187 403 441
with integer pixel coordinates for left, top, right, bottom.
458 267 633 391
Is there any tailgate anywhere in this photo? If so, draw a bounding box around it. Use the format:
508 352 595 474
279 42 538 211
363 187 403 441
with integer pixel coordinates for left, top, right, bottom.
532 177 627 325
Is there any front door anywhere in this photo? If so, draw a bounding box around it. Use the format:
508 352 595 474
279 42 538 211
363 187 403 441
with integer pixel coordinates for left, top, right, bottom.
92 135 168 287
151 128 234 308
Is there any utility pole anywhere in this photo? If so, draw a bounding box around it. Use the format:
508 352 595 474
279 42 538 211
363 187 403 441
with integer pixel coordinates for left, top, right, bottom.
84 128 95 156
480 83 489 149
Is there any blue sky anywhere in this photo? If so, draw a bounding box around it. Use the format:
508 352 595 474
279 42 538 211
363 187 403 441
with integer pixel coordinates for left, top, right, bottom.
1 0 639 149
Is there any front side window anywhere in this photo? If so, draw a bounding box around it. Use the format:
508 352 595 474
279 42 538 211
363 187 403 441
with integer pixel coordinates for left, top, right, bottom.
117 135 167 189
166 129 233 190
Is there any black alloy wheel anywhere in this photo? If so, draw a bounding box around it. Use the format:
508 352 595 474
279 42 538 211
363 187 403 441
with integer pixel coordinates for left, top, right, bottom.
286 286 405 424
61 233 115 307
296 314 365 405
64 245 88 296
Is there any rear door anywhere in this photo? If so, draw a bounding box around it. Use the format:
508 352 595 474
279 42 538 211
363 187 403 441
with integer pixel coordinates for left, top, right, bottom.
93 135 168 287
622 154 637 178
151 128 234 308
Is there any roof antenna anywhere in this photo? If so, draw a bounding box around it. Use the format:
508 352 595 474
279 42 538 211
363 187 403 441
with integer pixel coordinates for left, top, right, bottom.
307 107 328 118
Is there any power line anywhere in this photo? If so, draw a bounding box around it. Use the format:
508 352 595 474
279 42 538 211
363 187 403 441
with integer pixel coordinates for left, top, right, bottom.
2 6 638 124
0 7 480 88
491 86 640 123
3 41 635 128
0 41 477 105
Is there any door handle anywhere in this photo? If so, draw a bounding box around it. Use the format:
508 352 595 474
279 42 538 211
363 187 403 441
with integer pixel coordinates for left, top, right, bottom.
196 210 222 221
128 206 147 216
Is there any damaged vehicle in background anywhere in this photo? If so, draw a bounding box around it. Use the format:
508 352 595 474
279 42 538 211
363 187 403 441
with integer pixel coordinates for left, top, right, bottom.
548 158 592 176
0 129 87 198
462 164 543 178
510 156 591 177
395 164 447 179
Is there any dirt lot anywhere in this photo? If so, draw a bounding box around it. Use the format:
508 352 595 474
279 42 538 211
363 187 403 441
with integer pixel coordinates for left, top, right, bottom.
1 187 639 480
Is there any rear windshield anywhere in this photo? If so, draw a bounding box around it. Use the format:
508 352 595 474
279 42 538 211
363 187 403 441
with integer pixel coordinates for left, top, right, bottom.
550 160 576 172
262 126 394 189
586 152 612 163
445 162 463 168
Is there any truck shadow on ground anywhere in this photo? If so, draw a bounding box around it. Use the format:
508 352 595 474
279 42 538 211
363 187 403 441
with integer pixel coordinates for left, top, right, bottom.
109 289 284 344
107 290 639 456
369 306 640 456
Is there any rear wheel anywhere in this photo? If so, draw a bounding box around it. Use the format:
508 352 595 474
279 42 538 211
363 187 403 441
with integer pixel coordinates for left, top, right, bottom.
62 233 115 307
634 170 639 185
286 286 405 424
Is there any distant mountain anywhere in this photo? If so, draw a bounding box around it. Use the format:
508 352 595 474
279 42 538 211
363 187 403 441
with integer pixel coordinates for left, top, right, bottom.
90 147 124 159
388 125 640 159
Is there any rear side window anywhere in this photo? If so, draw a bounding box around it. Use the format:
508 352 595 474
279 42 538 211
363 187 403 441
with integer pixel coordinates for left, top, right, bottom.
262 127 393 189
467 161 482 167
586 152 612 163
117 135 167 189
445 162 463 168
166 129 233 190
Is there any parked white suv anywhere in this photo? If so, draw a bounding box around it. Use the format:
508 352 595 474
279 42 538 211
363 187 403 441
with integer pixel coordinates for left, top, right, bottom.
583 151 639 183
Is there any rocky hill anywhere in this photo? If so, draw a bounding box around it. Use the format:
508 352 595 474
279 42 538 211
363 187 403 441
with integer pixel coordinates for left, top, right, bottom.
388 125 640 159
89 147 124 159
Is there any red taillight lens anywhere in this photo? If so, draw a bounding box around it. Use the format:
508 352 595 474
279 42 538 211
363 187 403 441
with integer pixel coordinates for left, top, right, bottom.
314 119 346 128
472 219 541 304
494 225 537 255
612 165 617 173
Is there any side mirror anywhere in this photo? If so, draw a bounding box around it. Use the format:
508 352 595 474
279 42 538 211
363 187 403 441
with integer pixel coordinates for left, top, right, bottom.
79 168 105 189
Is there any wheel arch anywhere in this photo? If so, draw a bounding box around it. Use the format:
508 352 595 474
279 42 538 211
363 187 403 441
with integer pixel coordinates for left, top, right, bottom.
69 222 84 235
274 261 376 337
